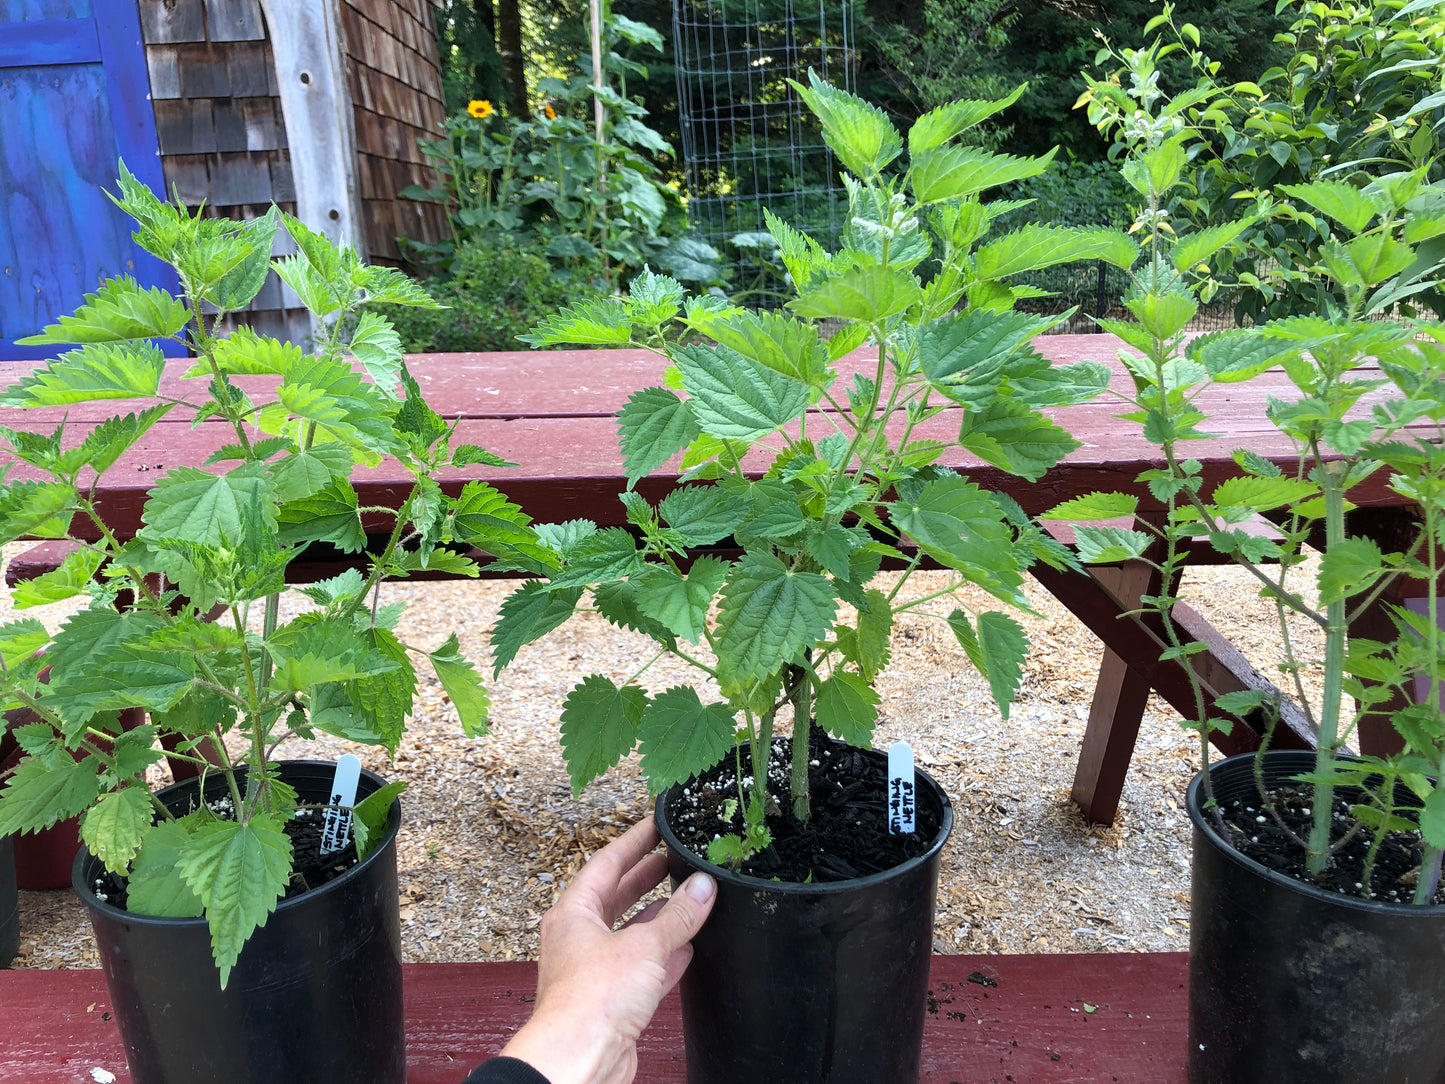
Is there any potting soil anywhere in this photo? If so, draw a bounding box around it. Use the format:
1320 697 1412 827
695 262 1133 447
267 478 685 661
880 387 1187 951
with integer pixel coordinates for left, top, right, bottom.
668 728 943 882
1219 784 1445 906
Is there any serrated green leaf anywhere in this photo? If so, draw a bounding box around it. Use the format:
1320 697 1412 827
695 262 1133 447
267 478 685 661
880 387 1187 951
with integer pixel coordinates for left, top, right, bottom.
0 617 50 668
947 609 1028 719
81 787 154 875
140 464 276 548
807 525 856 579
354 263 438 307
452 444 517 469
815 670 880 745
276 478 365 552
911 146 1055 204
638 687 736 791
0 753 101 835
559 675 646 795
627 269 685 326
974 225 1136 280
689 309 831 386
17 276 191 345
592 579 680 648
0 480 75 543
634 557 729 643
1170 220 1253 274
268 613 400 691
126 819 204 918
550 526 642 588
449 481 557 576
1210 475 1317 512
532 520 596 559
268 443 352 502
11 546 104 609
958 399 1079 481
519 299 634 346
491 581 584 674
42 609 194 728
205 326 302 377
789 263 922 324
673 342 810 441
348 311 404 396
791 72 902 179
1279 180 1378 235
657 485 746 546
854 587 893 682
617 387 701 488
1041 493 1139 521
428 632 489 737
1073 526 1152 563
918 309 1052 406
714 554 837 686
1189 329 1286 383
1318 537 1387 604
888 476 1024 603
1 341 166 406
908 84 1027 154
177 815 292 986
351 780 406 860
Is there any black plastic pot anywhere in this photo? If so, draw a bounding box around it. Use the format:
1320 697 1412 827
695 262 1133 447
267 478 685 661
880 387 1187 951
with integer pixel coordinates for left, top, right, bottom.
75 761 405 1084
1 834 18 968
655 749 953 1084
1188 750 1445 1084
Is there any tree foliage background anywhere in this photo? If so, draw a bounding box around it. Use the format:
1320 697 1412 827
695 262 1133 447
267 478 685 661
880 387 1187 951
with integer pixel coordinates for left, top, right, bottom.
433 0 1294 165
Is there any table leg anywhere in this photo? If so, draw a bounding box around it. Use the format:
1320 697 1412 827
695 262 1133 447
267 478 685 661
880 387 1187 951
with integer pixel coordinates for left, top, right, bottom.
1069 565 1159 825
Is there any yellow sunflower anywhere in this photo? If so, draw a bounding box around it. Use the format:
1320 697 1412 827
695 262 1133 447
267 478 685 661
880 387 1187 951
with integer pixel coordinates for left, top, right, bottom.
467 100 494 119
544 104 557 120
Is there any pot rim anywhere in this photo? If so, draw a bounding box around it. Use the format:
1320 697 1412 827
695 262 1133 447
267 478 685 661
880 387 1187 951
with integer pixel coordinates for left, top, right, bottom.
655 746 954 895
72 758 402 927
1188 749 1445 917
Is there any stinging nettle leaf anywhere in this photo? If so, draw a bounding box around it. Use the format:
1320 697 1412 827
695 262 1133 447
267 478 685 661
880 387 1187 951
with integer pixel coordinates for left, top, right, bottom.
815 670 880 746
672 342 809 441
617 387 701 488
638 686 737 793
429 632 490 737
16 276 191 346
559 675 646 795
714 554 837 686
1 341 167 407
947 609 1028 719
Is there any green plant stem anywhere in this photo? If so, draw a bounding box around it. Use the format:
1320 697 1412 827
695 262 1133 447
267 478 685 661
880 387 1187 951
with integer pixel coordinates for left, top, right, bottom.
754 706 774 804
1307 463 1350 875
1416 501 1443 903
788 663 811 823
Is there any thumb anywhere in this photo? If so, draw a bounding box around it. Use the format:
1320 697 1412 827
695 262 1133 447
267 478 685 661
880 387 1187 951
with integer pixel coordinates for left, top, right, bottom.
644 871 716 955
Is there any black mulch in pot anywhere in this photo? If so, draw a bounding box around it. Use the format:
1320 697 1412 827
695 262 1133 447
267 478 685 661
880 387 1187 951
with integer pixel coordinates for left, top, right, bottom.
667 727 943 883
88 802 360 913
1219 784 1445 906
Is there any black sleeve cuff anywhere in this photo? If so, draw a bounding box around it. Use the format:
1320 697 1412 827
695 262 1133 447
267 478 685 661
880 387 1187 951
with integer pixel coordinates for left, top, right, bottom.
459 1055 553 1084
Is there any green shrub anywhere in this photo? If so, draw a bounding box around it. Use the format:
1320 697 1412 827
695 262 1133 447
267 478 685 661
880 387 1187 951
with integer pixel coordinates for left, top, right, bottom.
384 241 605 352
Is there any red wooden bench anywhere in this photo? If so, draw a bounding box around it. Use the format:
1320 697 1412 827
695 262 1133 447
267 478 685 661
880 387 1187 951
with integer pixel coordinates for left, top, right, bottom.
0 952 1191 1083
1 336 1426 825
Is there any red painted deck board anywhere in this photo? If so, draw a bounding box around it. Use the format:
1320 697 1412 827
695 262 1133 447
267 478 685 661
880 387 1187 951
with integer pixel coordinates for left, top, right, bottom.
0 953 1189 1083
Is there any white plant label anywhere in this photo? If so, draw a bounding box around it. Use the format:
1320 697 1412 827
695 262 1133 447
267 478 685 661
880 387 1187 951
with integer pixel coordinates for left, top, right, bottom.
888 741 916 835
320 753 362 856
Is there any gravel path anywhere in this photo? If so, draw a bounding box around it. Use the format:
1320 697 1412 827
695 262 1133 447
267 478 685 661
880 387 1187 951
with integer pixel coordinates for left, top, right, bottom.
4 542 1322 968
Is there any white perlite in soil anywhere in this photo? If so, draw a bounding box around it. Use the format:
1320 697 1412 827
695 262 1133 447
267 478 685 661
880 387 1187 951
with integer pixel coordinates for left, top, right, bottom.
3 541 1323 968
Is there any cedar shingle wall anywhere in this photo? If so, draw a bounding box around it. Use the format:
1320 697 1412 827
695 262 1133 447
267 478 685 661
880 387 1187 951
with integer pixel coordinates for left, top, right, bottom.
138 0 308 344
340 0 449 265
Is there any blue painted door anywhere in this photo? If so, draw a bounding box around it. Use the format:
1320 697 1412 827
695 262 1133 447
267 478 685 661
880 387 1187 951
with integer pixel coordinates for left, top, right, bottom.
0 1 179 359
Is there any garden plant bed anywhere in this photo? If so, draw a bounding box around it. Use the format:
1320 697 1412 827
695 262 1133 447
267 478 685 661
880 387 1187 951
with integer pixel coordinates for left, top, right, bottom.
4 543 1324 970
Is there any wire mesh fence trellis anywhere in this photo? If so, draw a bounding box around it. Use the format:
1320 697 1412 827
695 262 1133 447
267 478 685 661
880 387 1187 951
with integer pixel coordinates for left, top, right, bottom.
672 0 855 279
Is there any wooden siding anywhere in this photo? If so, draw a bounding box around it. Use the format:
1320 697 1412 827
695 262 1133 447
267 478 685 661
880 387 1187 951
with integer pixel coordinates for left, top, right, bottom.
340 0 448 265
139 0 309 344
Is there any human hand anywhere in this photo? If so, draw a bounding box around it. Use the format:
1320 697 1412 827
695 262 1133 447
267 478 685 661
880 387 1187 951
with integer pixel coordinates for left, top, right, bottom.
498 818 716 1084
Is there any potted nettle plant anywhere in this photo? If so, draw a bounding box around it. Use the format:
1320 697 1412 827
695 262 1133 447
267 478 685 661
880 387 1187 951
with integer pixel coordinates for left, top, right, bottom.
0 169 547 1084
508 75 1137 1083
1052 25 1445 1083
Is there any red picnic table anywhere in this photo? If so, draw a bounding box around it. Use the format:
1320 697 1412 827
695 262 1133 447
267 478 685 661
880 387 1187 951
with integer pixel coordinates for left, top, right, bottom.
4 334 1418 823
0 333 1424 1081
1 953 1191 1083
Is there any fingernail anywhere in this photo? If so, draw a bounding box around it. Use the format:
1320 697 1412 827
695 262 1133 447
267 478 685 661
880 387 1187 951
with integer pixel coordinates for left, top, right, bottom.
684 872 716 902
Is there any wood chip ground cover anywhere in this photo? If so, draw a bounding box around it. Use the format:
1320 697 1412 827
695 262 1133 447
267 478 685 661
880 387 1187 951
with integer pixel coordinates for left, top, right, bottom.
2 542 1324 968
